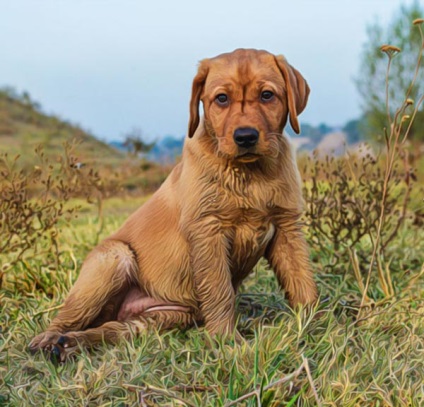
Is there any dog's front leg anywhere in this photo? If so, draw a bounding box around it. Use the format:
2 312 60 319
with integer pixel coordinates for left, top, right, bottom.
266 213 318 308
188 224 235 336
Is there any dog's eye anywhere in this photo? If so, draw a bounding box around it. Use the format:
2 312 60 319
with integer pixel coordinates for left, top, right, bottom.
215 94 229 106
261 91 274 102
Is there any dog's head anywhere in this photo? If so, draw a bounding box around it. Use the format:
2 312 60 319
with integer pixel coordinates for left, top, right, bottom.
188 48 309 162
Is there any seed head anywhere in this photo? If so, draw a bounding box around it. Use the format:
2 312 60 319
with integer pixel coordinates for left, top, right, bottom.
380 44 401 58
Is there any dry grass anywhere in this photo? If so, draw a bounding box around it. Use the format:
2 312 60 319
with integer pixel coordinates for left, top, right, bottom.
0 194 423 406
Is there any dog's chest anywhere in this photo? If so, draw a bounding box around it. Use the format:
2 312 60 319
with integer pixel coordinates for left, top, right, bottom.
231 216 275 252
228 214 275 284
201 170 278 270
208 176 277 249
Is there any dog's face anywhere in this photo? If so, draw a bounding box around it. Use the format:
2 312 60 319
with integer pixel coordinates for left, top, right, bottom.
188 49 310 162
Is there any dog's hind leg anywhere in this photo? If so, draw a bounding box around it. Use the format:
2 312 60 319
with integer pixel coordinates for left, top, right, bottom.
29 239 137 352
31 309 195 362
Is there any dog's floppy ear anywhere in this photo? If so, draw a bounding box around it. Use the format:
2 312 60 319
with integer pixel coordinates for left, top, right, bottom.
274 55 310 134
188 59 209 138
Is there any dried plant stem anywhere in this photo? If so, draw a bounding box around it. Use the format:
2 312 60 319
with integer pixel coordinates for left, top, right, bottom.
381 151 412 249
123 383 197 407
402 94 424 143
359 25 424 312
32 304 64 317
376 256 393 298
223 356 322 407
0 312 25 354
349 298 407 329
360 127 397 311
405 262 424 291
303 355 323 407
171 384 218 392
385 56 393 124
348 248 367 297
403 24 424 104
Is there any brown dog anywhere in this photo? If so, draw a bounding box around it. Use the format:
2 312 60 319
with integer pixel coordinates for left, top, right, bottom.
30 49 318 360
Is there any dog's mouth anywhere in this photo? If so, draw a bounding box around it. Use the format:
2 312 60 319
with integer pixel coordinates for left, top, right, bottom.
235 152 262 163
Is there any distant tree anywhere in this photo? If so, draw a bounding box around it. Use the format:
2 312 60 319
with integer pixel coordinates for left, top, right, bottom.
0 86 19 100
356 1 424 142
343 118 362 144
161 135 184 150
317 123 333 136
21 91 42 111
123 127 156 156
0 87 42 111
298 123 322 139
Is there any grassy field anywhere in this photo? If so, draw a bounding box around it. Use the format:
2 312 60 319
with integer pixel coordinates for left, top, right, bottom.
1 194 423 407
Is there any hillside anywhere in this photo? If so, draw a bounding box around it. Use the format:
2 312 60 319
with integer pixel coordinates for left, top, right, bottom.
0 87 125 168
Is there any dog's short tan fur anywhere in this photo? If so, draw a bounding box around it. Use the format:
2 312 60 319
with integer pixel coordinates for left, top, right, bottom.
30 49 318 358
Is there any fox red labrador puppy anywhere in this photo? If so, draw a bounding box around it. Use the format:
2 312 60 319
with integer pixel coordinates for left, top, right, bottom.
30 49 318 361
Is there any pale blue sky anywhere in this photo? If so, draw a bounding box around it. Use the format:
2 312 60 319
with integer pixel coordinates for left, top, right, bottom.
0 0 418 141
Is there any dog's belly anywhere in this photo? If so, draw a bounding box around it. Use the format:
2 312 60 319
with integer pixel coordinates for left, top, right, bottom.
230 221 275 287
117 287 192 321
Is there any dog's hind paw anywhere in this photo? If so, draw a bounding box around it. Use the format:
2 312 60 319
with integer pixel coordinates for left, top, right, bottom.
29 332 78 363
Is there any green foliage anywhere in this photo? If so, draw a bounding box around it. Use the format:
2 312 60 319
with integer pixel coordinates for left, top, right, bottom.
356 1 424 141
342 118 362 144
123 127 156 156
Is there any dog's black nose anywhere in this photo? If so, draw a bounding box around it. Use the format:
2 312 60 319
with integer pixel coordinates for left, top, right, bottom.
233 128 259 148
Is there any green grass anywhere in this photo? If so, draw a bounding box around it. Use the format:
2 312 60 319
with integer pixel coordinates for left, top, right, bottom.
1 197 424 406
